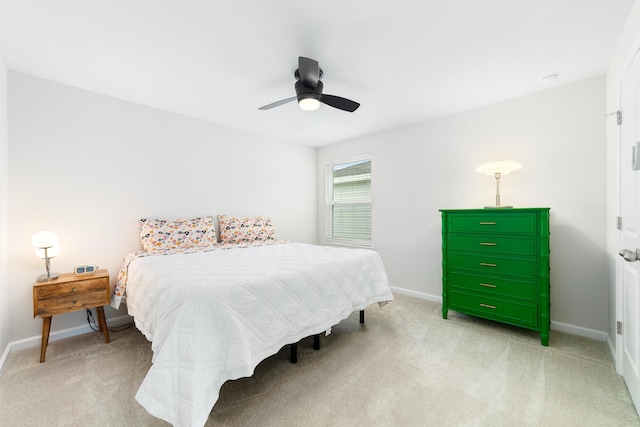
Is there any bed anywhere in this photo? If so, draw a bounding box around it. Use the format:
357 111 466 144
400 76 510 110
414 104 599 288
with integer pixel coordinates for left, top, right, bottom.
111 216 393 427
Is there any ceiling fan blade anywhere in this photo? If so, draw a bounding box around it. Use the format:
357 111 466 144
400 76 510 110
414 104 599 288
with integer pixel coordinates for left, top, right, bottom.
321 94 360 112
258 96 297 110
298 57 319 88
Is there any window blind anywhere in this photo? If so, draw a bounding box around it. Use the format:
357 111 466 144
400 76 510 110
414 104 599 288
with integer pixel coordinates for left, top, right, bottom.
325 158 371 246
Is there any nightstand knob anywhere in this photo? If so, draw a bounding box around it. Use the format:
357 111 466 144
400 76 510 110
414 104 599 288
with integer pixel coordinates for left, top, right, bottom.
72 287 77 292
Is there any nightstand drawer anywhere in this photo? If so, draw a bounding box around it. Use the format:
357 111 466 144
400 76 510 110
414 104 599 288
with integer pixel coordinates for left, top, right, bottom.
449 291 537 328
447 213 536 234
35 291 109 317
35 278 107 300
449 234 536 256
449 272 535 301
449 253 536 279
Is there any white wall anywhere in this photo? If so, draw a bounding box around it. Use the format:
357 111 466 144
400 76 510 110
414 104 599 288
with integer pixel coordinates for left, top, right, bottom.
606 1 640 357
0 58 9 361
7 72 317 344
0 66 617 353
318 76 608 335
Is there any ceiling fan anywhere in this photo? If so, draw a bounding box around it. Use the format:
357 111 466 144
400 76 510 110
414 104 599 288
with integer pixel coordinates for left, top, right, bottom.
259 57 360 112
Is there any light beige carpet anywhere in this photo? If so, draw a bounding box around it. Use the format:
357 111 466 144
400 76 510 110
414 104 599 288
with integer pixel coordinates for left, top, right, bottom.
0 293 638 426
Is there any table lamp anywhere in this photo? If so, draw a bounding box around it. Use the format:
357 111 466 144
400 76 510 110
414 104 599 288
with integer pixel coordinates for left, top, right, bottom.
476 160 522 208
32 231 60 281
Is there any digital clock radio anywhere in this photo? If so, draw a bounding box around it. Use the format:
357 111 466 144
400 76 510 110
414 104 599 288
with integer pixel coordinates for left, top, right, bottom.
73 264 99 276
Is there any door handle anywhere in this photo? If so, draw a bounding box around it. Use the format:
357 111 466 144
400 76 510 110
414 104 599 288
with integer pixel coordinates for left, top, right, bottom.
619 248 640 262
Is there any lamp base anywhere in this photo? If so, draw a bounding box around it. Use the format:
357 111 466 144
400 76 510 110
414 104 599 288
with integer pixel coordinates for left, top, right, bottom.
484 206 514 209
37 272 59 282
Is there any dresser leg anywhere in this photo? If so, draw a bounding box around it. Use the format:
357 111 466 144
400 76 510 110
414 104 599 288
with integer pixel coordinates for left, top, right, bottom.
96 306 111 344
540 331 549 346
40 316 52 363
442 290 448 319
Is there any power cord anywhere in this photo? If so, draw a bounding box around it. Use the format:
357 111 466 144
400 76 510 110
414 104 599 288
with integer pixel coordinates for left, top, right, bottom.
85 308 134 333
86 308 99 331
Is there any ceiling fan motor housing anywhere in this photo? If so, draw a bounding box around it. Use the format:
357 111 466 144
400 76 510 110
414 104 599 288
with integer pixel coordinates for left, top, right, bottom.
294 68 323 82
295 79 323 103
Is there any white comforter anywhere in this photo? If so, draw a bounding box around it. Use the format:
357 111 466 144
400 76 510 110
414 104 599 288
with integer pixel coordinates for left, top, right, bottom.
125 242 393 426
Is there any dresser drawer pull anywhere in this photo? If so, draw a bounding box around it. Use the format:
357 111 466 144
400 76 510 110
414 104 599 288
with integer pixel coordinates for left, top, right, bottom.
480 262 497 267
72 287 77 292
479 222 496 225
480 303 496 309
480 283 497 288
480 242 497 246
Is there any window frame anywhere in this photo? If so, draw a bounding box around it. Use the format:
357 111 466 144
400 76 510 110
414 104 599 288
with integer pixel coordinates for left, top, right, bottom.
324 154 372 247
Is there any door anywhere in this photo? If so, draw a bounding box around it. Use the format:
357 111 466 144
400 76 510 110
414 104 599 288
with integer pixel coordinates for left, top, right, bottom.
619 48 640 410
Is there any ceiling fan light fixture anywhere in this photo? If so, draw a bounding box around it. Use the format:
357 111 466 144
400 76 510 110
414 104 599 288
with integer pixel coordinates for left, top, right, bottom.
298 97 321 111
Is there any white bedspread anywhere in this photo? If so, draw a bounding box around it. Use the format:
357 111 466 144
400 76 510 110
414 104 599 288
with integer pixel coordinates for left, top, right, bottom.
126 242 393 426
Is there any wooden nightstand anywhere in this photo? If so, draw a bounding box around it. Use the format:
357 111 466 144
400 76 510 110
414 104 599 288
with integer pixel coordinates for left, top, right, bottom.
33 269 111 362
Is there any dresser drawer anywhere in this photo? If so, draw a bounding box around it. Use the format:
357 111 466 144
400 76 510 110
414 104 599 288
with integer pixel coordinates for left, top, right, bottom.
449 291 537 328
449 253 536 279
449 234 536 256
447 213 536 234
449 272 535 301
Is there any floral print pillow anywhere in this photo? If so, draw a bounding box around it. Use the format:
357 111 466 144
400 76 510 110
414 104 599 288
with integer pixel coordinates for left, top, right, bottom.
218 215 275 244
139 217 217 251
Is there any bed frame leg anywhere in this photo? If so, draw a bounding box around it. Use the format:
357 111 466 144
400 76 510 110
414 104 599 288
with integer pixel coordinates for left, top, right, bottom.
360 310 365 324
313 334 320 350
290 343 298 363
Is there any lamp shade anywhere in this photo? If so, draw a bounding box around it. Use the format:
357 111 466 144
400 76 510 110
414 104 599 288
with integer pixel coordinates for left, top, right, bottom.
476 160 522 175
31 231 59 249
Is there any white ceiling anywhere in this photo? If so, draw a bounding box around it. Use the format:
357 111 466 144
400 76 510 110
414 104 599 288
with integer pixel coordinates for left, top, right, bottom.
0 1 634 147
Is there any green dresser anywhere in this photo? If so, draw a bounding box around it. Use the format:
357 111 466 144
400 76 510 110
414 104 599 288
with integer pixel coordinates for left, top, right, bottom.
440 208 551 346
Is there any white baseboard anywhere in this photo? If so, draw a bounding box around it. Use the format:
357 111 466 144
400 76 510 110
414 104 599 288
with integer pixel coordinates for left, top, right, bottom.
0 339 11 373
607 333 619 371
390 286 442 303
389 286 610 342
550 320 608 342
0 314 133 372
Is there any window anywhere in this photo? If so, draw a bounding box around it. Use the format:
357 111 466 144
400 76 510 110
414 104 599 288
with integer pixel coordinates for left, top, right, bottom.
325 156 371 246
